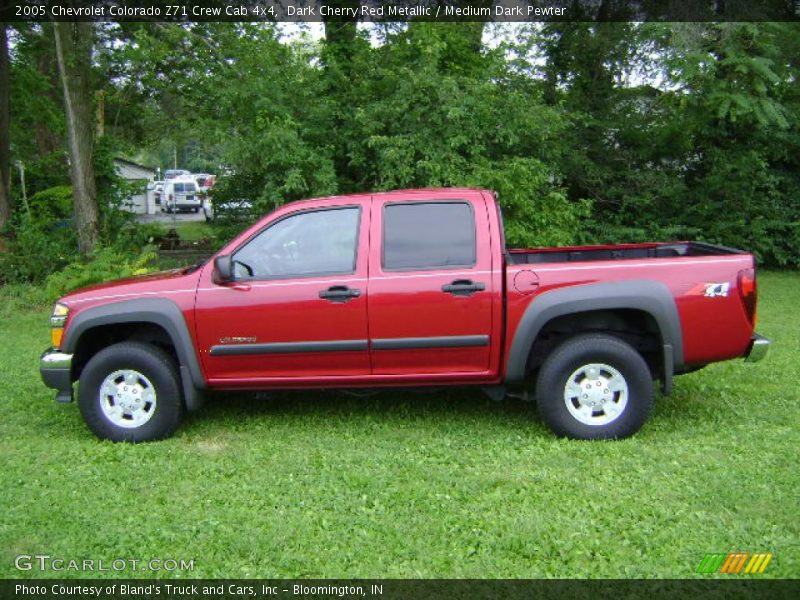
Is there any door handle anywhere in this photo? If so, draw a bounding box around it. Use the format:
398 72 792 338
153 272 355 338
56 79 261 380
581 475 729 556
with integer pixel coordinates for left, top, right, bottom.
442 279 485 296
319 285 361 303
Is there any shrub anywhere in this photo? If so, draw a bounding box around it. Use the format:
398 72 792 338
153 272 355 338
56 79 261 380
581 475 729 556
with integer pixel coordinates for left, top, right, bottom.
41 246 158 302
26 185 74 222
0 246 157 315
0 221 76 284
468 158 592 248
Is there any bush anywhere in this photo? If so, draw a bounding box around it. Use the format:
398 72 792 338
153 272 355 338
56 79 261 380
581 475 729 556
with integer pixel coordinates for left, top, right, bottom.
26 185 73 222
468 158 592 248
111 222 167 254
95 137 139 243
0 246 158 316
41 246 157 301
0 181 161 308
0 171 163 285
0 186 78 284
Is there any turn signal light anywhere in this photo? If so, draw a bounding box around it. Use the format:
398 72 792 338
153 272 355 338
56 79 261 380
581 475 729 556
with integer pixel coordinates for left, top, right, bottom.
49 302 69 349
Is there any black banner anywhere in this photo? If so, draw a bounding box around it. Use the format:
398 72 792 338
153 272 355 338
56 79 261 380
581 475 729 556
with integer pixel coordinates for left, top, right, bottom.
3 0 800 23
2 579 800 600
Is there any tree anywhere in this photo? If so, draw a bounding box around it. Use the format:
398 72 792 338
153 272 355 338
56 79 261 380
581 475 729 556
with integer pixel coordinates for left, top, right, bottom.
659 23 800 264
0 23 11 228
53 21 99 257
6 23 68 197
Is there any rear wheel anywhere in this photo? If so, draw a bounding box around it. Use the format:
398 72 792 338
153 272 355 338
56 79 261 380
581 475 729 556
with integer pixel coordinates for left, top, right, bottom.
78 342 184 442
535 334 654 440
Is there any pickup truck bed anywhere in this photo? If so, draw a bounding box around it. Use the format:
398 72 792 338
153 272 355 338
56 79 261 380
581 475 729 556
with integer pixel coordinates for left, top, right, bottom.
39 188 769 442
509 241 745 264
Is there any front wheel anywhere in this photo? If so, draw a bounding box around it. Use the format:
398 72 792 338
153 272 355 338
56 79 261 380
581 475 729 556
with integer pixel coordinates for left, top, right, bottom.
535 334 654 440
78 342 184 442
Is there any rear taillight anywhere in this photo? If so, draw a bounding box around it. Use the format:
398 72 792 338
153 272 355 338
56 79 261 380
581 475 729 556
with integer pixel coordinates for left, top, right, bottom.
738 268 757 325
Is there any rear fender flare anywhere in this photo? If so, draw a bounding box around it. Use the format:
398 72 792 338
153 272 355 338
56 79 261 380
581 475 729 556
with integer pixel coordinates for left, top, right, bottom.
505 279 683 385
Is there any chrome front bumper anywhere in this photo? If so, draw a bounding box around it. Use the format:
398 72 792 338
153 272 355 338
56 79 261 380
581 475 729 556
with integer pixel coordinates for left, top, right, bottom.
40 348 74 403
744 334 771 363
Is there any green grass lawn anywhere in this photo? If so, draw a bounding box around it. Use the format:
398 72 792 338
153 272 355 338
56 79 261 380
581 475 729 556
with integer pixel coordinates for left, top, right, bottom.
143 219 214 243
168 220 213 243
1 272 798 579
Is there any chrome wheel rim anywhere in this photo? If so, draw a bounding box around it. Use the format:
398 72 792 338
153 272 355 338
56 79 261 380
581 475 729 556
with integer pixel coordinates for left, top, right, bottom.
99 369 157 428
564 363 628 426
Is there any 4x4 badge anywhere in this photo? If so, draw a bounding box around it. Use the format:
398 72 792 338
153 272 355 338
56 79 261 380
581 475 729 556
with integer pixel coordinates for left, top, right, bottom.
705 282 730 297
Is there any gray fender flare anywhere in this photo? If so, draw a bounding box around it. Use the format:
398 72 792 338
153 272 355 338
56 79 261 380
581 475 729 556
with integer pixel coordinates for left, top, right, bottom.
505 279 683 391
62 298 206 410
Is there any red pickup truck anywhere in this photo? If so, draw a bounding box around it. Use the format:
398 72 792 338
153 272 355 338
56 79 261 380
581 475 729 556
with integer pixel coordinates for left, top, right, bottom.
40 188 769 442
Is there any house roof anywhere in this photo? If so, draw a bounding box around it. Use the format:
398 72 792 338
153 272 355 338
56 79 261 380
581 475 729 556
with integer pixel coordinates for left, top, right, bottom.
114 157 157 173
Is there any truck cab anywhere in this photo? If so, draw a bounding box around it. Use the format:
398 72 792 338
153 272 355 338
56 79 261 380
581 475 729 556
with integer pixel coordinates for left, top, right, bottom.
197 189 500 384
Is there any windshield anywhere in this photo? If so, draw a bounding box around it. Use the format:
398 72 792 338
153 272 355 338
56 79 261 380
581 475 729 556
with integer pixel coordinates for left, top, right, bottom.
174 183 196 193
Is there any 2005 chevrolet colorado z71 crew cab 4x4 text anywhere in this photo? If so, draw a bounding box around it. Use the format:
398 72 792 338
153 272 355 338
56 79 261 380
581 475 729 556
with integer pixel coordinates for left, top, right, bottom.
40 188 769 441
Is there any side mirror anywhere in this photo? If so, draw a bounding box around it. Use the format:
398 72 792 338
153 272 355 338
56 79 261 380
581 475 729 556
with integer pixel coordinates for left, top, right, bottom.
213 254 233 284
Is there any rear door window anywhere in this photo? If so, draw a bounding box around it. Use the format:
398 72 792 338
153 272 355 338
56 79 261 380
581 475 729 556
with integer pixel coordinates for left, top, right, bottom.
382 202 476 270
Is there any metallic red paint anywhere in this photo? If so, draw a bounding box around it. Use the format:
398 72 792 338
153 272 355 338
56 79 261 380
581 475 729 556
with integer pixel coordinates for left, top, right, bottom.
57 188 760 390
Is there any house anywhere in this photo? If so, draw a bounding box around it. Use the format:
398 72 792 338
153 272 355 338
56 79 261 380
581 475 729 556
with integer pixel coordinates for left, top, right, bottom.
114 157 157 215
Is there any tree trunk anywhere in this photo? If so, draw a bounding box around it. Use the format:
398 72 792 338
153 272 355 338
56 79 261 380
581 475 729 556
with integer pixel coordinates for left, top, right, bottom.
53 21 99 257
0 23 11 229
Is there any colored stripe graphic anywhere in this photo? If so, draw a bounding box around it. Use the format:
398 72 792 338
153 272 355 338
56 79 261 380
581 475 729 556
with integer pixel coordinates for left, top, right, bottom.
697 554 727 574
719 553 737 573
698 552 773 574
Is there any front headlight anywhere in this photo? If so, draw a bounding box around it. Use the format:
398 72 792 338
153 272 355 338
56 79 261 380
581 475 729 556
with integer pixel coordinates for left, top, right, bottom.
50 302 69 348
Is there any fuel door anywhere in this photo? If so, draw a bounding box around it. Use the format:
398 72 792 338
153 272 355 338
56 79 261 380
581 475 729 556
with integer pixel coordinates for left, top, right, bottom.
513 270 540 295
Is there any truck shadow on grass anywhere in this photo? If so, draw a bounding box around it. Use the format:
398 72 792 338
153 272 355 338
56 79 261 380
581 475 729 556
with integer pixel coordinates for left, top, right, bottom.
180 376 734 441
186 387 541 428
45 376 732 442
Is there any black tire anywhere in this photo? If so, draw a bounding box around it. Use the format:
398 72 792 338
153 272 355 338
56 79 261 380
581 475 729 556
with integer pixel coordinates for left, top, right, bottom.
535 334 654 440
78 342 184 442
193 207 199 213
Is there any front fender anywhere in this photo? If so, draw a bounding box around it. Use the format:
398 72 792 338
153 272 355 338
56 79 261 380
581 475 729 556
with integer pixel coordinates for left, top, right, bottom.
62 298 206 407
